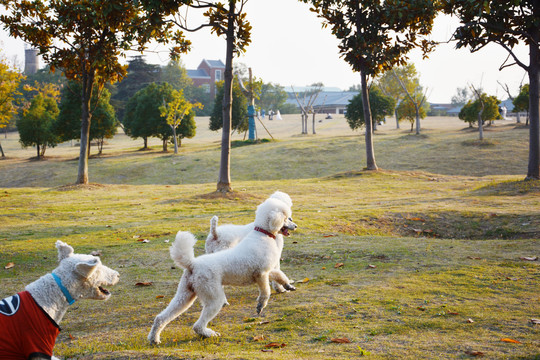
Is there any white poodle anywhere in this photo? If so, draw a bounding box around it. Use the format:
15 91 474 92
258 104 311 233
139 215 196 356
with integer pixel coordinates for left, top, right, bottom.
0 241 119 360
205 191 294 293
148 198 297 342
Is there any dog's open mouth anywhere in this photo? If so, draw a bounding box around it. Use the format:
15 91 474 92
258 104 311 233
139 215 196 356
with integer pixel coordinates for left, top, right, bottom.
99 286 110 295
280 226 291 237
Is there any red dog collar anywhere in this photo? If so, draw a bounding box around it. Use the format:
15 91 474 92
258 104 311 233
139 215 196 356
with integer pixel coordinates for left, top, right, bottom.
254 226 276 239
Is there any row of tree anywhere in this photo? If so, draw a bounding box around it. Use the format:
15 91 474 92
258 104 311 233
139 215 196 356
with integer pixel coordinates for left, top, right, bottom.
1 0 538 188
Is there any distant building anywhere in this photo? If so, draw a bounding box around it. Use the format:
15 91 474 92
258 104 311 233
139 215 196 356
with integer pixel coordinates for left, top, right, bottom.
186 59 225 98
24 47 39 75
286 89 356 114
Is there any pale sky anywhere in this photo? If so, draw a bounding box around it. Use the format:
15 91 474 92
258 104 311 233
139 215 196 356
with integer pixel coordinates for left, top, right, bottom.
0 0 529 103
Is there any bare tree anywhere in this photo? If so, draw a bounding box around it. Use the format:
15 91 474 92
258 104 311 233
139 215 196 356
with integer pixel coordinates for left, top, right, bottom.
291 83 323 134
392 70 429 135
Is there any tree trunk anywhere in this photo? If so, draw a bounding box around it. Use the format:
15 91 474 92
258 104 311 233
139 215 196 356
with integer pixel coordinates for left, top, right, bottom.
415 106 421 135
312 112 316 134
517 112 521 123
172 125 179 154
217 0 235 193
526 22 540 179
361 70 378 170
478 109 484 141
163 138 168 152
41 143 46 157
0 140 5 158
143 137 148 150
36 143 41 160
395 108 400 129
76 67 94 185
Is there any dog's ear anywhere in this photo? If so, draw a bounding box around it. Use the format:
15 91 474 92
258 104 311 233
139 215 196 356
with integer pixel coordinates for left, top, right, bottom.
268 210 285 233
75 258 100 278
56 240 74 261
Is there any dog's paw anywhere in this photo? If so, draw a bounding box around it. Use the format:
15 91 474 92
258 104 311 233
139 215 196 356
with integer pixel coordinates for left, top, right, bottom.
284 283 296 291
195 327 220 338
256 302 265 314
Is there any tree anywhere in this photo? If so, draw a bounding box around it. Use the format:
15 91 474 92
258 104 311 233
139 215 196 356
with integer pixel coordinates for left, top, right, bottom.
291 83 324 135
513 84 530 125
441 1 539 179
17 93 59 159
451 86 471 106
392 68 429 135
376 64 417 129
209 80 249 133
346 86 395 130
0 0 184 184
0 58 24 158
398 97 427 131
111 56 162 122
258 83 288 115
160 89 201 154
458 92 500 139
56 81 117 155
303 0 438 170
123 82 176 151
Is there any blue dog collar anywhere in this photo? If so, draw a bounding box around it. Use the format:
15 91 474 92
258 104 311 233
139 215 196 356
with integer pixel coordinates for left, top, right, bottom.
51 272 76 305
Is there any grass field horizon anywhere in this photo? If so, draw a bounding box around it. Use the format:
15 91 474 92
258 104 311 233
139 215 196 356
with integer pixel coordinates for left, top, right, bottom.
1 114 539 359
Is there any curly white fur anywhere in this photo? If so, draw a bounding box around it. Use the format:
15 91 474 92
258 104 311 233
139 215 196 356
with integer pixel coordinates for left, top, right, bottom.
148 198 297 342
204 191 294 293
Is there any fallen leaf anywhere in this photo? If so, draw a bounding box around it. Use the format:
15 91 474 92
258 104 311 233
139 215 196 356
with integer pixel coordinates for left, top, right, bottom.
367 264 376 269
138 239 149 243
252 335 264 342
409 217 425 222
68 333 77 340
4 262 15 269
264 342 286 348
467 256 482 260
261 349 273 353
520 256 538 261
133 235 140 239
501 338 521 344
465 350 484 357
156 295 164 299
135 282 153 286
258 320 270 325
331 337 351 344
299 278 310 283
323 234 337 237
530 318 540 325
334 263 344 268
417 306 426 311
90 250 102 256
448 312 459 315
467 318 475 323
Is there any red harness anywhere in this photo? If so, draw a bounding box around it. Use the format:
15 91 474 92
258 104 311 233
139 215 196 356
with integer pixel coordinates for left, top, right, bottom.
0 291 60 360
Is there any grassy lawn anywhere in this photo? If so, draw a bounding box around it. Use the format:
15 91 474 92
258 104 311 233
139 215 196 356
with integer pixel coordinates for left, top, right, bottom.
0 115 539 359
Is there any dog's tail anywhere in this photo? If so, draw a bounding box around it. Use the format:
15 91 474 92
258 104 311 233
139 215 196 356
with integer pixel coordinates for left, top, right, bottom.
170 231 197 270
209 215 219 240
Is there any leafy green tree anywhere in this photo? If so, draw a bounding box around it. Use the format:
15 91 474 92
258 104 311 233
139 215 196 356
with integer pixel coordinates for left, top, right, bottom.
209 80 248 133
0 0 185 183
441 0 539 179
513 84 530 125
303 0 438 170
398 97 428 132
111 56 162 121
258 83 288 114
346 86 395 130
376 64 418 129
391 67 429 135
17 94 59 159
124 82 176 151
56 82 118 155
458 93 500 132
0 59 24 157
159 89 201 154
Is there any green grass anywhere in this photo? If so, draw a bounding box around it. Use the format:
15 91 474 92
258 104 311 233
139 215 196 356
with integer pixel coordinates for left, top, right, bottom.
0 116 539 359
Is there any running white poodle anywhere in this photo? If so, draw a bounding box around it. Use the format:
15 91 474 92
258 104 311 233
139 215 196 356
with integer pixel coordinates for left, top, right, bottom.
205 191 294 293
148 197 297 342
0 241 119 360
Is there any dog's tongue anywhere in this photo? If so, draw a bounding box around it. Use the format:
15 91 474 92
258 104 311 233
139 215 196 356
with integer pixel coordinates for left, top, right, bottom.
282 228 290 236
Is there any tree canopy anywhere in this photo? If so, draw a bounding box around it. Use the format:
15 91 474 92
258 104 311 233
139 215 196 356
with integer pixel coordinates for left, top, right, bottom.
0 58 24 157
441 0 539 179
209 80 248 134
458 94 501 127
346 86 395 130
303 0 438 170
17 93 59 159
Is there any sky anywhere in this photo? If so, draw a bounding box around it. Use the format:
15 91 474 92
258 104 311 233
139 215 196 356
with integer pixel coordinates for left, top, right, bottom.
0 0 530 103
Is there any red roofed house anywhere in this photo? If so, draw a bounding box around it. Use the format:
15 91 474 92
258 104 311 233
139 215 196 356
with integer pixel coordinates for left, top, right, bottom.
187 59 225 98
